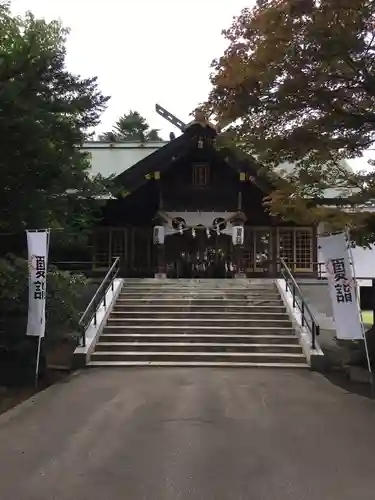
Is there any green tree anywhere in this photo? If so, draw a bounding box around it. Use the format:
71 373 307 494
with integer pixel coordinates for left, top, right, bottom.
0 5 111 234
97 131 117 142
98 110 163 142
0 5 116 382
206 0 375 243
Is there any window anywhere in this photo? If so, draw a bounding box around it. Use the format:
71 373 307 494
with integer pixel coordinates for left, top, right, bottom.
295 229 313 271
192 163 210 186
278 228 313 272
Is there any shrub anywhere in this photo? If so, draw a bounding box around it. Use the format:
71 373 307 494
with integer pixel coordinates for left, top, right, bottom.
0 254 89 345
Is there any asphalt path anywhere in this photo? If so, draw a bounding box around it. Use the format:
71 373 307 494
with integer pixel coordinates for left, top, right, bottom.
1 368 375 500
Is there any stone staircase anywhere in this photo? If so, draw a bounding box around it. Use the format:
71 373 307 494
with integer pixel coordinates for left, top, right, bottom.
89 279 308 368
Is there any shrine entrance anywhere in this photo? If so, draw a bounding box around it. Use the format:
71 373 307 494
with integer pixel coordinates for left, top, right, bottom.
165 230 234 278
91 226 315 277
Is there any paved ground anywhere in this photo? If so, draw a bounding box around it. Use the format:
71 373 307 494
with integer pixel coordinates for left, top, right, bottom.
1 369 375 500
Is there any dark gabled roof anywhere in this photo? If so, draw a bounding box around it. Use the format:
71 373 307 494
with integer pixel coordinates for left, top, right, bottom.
114 123 275 195
217 146 273 194
114 133 189 193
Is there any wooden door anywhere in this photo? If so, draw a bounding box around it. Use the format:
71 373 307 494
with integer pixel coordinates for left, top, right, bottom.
243 227 272 275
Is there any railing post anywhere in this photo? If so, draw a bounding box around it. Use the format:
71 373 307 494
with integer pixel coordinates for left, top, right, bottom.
301 302 305 326
112 260 118 291
312 323 316 350
79 325 86 348
93 297 97 326
292 284 296 308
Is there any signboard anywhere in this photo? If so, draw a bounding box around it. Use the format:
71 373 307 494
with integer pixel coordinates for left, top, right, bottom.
26 231 49 338
318 233 363 340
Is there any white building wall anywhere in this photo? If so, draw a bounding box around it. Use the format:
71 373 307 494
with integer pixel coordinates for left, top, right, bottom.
82 141 168 177
317 222 375 284
349 245 375 286
83 142 356 188
276 159 356 198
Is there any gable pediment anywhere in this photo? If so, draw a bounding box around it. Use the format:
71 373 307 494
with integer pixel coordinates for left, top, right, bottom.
112 124 274 197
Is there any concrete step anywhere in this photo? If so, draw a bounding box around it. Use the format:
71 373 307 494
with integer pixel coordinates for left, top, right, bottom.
90 351 306 364
89 278 308 369
114 298 285 307
123 280 277 290
112 304 287 313
89 361 309 368
95 342 303 354
106 317 292 328
100 333 299 344
119 292 281 299
109 310 290 320
103 325 295 334
123 278 271 283
120 287 278 293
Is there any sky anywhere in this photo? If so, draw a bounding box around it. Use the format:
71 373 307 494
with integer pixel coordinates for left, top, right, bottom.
11 0 251 139
9 0 373 170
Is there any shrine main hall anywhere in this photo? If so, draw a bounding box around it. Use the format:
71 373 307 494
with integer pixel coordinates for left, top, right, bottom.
88 116 326 278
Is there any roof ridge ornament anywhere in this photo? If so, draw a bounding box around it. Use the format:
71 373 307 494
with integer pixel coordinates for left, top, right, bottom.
155 104 186 132
185 108 217 131
155 104 217 133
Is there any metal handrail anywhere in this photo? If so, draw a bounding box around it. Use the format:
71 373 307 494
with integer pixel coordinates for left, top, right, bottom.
280 258 320 349
77 257 120 347
278 261 326 279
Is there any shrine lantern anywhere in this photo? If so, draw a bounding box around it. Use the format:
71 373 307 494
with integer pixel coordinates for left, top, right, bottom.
232 226 244 246
153 225 165 245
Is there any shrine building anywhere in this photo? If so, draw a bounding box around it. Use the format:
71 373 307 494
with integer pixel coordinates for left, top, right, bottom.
85 114 356 279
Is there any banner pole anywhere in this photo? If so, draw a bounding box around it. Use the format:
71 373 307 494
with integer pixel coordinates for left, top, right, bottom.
35 335 42 388
346 230 373 394
28 228 50 388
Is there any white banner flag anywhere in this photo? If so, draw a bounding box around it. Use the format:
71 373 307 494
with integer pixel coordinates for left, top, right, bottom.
26 230 49 338
318 232 363 340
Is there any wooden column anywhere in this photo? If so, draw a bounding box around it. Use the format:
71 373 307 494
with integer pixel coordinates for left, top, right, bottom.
234 245 245 277
153 211 167 279
232 212 246 278
312 224 319 277
152 172 167 278
271 226 278 277
155 244 166 278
